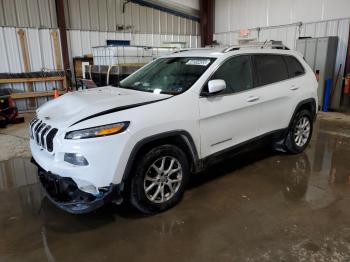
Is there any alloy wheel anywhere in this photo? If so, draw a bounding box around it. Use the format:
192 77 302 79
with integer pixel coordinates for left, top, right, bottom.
143 156 183 204
294 116 311 147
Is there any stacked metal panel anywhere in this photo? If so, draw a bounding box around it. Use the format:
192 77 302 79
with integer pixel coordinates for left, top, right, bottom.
81 45 175 87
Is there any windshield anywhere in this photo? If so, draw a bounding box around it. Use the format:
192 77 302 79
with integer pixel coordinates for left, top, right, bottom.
118 57 215 95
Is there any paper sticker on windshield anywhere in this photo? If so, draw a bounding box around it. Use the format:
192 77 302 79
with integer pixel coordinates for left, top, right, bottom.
186 59 211 66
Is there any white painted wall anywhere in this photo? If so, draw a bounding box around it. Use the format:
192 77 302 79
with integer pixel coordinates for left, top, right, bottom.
215 0 350 33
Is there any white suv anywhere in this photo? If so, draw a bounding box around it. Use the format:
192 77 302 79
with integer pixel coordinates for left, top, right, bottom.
30 47 318 214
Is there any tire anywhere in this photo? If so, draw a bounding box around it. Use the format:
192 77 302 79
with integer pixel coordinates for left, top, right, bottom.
129 144 189 214
284 109 313 154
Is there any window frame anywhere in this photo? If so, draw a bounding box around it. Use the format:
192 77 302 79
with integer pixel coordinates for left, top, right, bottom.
200 53 307 98
283 55 306 79
200 54 257 97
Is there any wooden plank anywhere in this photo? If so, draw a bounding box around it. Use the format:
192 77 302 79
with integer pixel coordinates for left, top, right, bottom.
0 76 65 84
17 29 35 108
51 31 63 70
17 30 31 73
12 90 65 100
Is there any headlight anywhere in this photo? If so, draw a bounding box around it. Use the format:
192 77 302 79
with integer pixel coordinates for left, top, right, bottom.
65 122 129 140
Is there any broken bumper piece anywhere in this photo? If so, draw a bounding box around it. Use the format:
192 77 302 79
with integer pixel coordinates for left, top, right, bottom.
33 159 122 214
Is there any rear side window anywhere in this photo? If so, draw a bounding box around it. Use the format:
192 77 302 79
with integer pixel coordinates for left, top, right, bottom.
255 55 289 86
284 56 305 77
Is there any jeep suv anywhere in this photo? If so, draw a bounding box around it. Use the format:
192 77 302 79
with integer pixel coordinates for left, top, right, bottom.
30 47 318 214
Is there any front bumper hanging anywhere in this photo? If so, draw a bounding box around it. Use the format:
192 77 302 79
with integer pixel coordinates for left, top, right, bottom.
32 158 122 214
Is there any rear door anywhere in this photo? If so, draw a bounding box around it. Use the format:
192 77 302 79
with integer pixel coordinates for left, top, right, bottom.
252 54 297 135
198 55 263 158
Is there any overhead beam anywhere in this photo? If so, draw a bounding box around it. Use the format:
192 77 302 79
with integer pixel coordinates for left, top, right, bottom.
55 0 70 71
129 0 200 21
199 0 214 47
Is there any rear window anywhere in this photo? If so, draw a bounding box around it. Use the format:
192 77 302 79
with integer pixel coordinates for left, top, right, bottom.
284 56 305 77
255 55 289 86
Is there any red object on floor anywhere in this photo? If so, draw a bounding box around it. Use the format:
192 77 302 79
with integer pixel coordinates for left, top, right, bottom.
54 89 59 98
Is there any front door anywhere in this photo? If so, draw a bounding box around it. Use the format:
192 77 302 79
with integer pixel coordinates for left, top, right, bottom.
198 55 262 158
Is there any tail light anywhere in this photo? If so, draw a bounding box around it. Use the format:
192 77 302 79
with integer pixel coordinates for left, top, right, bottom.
315 70 320 82
8 96 15 107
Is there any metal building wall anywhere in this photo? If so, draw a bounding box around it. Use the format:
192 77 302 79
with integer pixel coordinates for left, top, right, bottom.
214 0 350 34
0 0 57 28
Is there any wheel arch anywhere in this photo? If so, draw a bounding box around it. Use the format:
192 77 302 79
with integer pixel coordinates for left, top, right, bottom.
122 130 201 183
289 98 317 128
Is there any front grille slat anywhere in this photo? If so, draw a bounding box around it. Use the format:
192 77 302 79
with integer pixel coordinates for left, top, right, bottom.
35 123 45 144
46 128 58 152
29 118 58 153
37 123 47 146
40 125 51 147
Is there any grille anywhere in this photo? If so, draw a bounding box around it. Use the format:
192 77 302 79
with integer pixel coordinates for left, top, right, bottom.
29 117 58 152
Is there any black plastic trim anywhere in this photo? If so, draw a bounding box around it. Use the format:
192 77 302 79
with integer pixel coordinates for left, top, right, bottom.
202 128 287 167
31 158 122 215
70 98 170 127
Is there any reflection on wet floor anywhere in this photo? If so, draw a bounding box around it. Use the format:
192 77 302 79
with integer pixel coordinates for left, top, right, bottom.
0 123 350 261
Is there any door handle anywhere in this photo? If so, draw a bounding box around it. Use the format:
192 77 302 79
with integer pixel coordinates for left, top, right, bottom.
290 85 299 91
246 96 259 102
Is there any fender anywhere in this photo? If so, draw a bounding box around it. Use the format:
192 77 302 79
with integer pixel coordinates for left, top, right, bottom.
288 98 317 128
122 130 201 182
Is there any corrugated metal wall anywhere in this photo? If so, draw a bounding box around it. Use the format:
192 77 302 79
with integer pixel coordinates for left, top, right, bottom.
64 0 200 62
0 0 57 28
64 0 198 34
214 0 350 34
214 18 350 110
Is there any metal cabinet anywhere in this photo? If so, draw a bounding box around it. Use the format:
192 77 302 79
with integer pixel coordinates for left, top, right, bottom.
296 37 338 108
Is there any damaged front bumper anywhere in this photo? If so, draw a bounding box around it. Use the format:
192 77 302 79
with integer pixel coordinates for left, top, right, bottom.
32 158 123 214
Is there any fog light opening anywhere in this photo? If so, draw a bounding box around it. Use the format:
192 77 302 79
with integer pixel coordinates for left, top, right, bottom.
64 153 89 166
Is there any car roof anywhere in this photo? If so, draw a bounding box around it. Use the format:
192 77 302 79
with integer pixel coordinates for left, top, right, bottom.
165 47 303 59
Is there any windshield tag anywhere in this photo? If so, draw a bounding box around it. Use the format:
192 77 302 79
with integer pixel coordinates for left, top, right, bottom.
186 59 211 66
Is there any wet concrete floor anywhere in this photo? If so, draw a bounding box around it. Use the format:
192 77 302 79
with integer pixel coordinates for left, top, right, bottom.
0 119 349 262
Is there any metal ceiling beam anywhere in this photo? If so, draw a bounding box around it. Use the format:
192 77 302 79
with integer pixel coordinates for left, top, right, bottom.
129 0 200 21
200 0 214 47
55 0 70 71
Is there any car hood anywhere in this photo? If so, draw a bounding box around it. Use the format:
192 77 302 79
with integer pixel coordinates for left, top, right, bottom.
36 86 171 128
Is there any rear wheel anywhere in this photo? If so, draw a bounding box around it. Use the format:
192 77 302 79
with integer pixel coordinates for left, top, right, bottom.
130 144 189 214
284 110 313 154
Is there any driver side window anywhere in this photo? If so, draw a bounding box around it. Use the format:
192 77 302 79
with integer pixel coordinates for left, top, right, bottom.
210 55 254 95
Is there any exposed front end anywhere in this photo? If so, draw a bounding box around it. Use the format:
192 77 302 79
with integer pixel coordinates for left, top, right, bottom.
29 116 128 214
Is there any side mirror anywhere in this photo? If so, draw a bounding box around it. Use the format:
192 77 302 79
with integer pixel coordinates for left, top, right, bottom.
207 79 226 95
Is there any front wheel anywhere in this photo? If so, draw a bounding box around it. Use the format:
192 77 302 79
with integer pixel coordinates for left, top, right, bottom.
284 110 313 154
130 144 189 214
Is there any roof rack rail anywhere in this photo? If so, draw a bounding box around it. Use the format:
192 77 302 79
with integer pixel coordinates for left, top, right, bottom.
222 40 290 53
171 47 219 54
